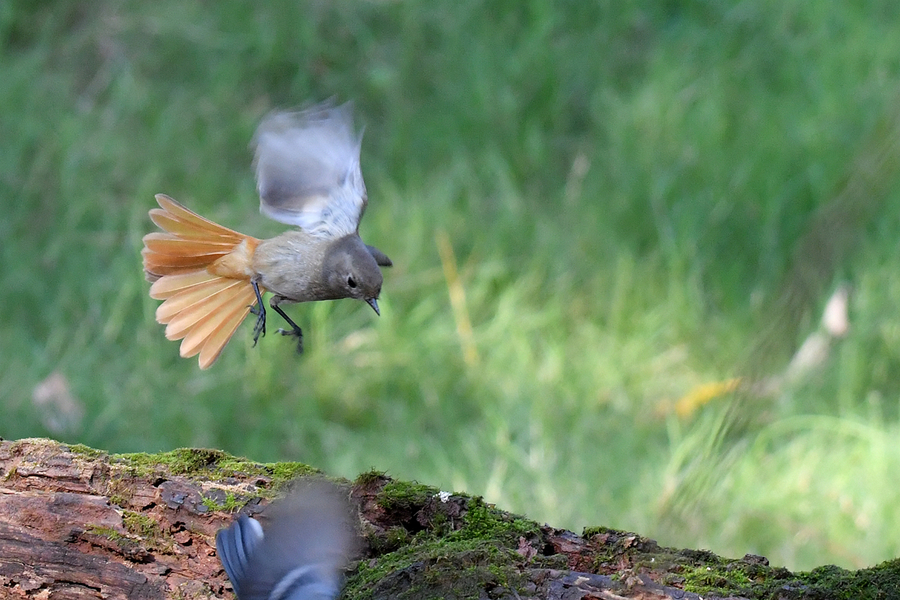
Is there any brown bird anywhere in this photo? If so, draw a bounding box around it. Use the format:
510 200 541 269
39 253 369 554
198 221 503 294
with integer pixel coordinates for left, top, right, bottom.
142 101 391 369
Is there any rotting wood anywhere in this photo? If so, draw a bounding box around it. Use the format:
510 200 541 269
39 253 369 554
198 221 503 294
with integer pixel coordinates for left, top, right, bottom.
1 438 892 600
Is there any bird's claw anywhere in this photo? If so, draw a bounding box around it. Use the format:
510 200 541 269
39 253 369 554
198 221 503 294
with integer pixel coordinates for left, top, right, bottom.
250 304 266 346
270 303 304 354
276 327 303 354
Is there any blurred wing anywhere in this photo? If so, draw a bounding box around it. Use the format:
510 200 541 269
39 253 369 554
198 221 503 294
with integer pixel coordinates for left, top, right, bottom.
254 101 367 238
216 515 264 598
217 481 357 600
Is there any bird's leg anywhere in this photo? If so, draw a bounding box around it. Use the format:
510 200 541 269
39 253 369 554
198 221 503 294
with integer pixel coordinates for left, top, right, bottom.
250 281 266 346
270 295 304 354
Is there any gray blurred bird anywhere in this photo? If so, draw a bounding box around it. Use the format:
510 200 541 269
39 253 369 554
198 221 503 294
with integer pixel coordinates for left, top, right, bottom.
215 481 357 600
142 100 392 368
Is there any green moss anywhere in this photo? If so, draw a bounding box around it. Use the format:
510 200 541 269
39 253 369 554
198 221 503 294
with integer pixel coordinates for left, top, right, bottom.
347 488 545 600
120 510 177 553
202 496 224 512
111 447 320 485
267 461 320 481
87 525 127 542
170 448 228 474
582 525 616 538
681 562 751 596
85 521 154 556
376 481 438 512
364 525 410 555
114 448 230 477
668 549 770 597
767 560 900 600
65 443 107 460
355 469 388 486
201 490 241 513
676 554 900 599
456 497 538 542
122 510 161 538
114 449 212 478
222 491 242 511
106 448 322 517
106 476 133 508
347 540 528 600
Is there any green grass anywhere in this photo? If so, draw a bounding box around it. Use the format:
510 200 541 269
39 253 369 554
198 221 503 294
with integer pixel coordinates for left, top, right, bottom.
3 0 900 572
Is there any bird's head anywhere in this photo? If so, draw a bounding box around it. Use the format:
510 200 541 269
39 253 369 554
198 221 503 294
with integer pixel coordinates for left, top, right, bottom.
323 235 385 314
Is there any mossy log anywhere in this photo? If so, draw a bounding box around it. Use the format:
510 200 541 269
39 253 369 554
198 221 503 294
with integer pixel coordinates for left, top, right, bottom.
0 438 898 599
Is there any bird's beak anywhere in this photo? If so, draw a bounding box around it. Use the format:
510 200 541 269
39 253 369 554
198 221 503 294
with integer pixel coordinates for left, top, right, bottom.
366 298 380 316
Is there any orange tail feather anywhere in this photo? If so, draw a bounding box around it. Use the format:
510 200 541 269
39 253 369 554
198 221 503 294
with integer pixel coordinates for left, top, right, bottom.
143 194 264 369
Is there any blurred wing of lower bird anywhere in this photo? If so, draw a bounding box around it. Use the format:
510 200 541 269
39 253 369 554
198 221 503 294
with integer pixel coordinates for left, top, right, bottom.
216 481 357 600
142 194 263 369
216 516 264 599
253 101 367 239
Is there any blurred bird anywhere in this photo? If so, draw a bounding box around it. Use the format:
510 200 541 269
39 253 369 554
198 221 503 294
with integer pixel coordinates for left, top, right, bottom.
142 100 392 368
215 480 357 600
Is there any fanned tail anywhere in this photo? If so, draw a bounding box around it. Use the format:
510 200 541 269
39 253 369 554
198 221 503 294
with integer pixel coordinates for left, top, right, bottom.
142 194 250 280
143 194 263 369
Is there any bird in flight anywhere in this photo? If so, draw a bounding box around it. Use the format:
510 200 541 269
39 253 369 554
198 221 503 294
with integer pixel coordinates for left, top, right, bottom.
142 101 391 369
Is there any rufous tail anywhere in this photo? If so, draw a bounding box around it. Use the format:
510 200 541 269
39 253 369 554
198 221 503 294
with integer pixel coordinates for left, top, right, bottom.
142 194 263 369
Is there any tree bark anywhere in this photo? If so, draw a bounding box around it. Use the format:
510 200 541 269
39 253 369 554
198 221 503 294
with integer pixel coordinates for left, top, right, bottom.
0 438 895 599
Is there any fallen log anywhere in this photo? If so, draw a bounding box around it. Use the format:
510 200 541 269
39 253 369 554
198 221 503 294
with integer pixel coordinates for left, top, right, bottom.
0 438 896 599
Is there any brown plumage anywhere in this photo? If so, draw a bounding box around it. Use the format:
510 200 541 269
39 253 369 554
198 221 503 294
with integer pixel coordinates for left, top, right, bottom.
142 101 391 369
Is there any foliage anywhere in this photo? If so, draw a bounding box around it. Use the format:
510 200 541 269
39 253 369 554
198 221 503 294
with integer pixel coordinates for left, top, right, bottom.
2 0 900 571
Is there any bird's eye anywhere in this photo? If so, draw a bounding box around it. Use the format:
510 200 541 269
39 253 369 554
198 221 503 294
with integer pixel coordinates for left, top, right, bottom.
347 276 357 288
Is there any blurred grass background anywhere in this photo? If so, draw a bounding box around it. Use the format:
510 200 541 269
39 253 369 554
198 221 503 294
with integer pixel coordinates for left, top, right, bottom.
2 0 900 571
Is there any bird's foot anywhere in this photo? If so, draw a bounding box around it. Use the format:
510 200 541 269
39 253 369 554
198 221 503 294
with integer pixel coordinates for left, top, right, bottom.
250 281 267 347
276 326 304 354
271 302 304 354
250 304 266 346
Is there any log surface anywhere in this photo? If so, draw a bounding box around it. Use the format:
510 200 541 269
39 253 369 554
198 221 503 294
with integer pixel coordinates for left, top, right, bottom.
0 438 893 600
